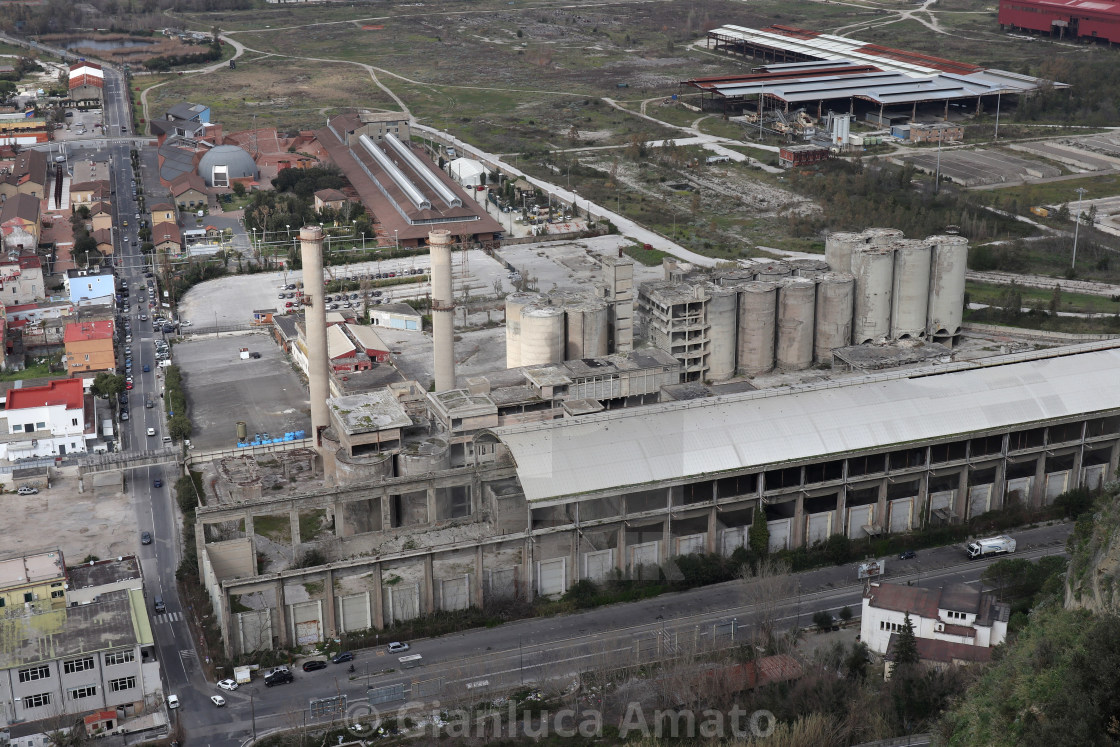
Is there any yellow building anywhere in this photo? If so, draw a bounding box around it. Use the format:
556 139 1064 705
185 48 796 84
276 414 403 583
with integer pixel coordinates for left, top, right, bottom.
0 548 68 613
64 320 116 373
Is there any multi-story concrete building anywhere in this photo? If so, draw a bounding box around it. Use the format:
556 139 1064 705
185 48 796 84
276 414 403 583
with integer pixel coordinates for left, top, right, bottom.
195 341 1120 655
1 378 90 458
0 257 45 306
64 268 116 305
64 320 116 374
638 281 712 381
861 581 1009 656
0 549 67 615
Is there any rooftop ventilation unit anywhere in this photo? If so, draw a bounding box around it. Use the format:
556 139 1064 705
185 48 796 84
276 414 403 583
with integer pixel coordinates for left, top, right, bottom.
357 134 430 212
383 133 462 208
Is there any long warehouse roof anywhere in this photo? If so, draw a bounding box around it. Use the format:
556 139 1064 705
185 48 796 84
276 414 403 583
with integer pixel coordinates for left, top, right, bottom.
492 342 1120 503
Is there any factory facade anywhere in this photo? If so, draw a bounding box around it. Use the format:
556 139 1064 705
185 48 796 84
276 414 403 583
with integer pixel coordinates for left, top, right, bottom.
197 335 1120 655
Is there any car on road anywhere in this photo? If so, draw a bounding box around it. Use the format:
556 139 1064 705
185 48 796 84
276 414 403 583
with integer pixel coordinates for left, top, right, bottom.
125 382 133 390
140 531 152 545
167 694 179 709
899 550 918 560
153 478 162 488
16 486 38 496
139 314 147 321
302 660 328 672
146 400 154 409
143 365 150 372
217 679 238 691
121 411 129 421
386 642 409 654
211 695 226 707
332 651 354 664
181 320 192 327
146 428 155 437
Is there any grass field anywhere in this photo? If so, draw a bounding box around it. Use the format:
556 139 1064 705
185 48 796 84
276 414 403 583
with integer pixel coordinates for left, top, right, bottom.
967 280 1120 314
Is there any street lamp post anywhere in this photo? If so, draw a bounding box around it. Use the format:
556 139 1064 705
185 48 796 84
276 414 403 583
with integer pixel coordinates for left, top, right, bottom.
394 229 399 252
1072 187 1088 270
934 129 943 195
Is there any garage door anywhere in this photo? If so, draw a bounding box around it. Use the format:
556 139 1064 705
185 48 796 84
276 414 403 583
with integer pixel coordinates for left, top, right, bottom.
338 593 370 634
440 576 470 611
290 601 322 645
721 527 748 556
387 584 419 622
928 490 955 520
630 541 660 570
486 568 518 599
889 498 914 533
583 550 614 581
767 519 790 552
968 484 992 518
1083 464 1106 491
1005 477 1033 505
236 609 273 654
536 558 567 597
1044 471 1070 503
805 512 831 546
676 533 705 556
847 506 873 539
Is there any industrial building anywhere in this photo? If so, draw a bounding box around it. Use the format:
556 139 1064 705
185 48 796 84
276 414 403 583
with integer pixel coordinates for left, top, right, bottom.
190 227 1120 657
999 0 1120 44
689 25 1062 125
314 112 502 248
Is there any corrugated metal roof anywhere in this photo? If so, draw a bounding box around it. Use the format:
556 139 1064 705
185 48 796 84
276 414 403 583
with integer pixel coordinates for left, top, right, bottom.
493 343 1120 503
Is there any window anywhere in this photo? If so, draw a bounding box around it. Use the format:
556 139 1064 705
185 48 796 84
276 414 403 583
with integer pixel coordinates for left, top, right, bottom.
70 686 97 699
109 676 136 692
71 418 78 426
0 598 5 607
104 650 135 666
23 693 51 708
18 665 50 682
64 656 94 674
12 424 21 432
35 422 45 430
50 589 64 599
23 592 32 603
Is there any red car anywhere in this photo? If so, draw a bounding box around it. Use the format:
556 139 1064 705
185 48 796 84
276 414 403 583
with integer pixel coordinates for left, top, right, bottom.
285 301 294 308
125 382 133 390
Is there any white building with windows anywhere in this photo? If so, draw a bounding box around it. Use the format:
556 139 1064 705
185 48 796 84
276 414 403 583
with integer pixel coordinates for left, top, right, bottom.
1 378 91 459
0 589 156 732
860 581 1010 656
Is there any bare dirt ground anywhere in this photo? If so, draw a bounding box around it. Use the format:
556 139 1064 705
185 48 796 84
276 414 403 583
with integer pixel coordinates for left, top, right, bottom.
1 472 138 562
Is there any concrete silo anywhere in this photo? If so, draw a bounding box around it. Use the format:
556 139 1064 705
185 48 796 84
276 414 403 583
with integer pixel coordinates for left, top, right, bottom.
926 234 969 343
564 296 610 360
705 282 739 381
789 258 830 277
776 276 817 371
814 271 855 363
519 302 566 366
825 232 867 274
863 227 905 248
754 260 792 282
890 239 932 339
505 292 542 369
714 267 757 286
736 281 778 375
852 245 895 344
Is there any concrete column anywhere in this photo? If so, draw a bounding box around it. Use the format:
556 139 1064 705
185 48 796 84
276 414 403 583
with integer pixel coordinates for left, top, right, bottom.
275 580 289 648
1109 438 1120 480
427 487 438 524
524 537 535 602
429 230 457 392
662 517 672 562
381 495 393 531
875 479 888 533
954 467 969 523
1032 453 1047 509
834 486 848 539
570 530 580 585
331 499 344 537
323 569 336 638
299 226 331 451
792 494 805 549
474 546 485 608
617 525 628 576
992 457 1007 511
1071 447 1085 490
290 510 301 547
244 512 254 538
706 507 718 554
371 563 384 631
916 473 929 529
423 554 435 614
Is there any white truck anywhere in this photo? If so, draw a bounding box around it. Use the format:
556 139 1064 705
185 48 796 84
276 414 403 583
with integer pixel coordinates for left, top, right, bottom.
966 535 1016 559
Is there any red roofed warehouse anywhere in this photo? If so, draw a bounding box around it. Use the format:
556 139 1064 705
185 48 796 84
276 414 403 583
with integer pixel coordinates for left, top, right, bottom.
999 0 1120 44
3 377 91 457
68 62 104 107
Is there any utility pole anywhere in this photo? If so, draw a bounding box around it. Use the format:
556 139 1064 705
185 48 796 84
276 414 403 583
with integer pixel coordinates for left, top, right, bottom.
933 129 943 195
1072 187 1088 270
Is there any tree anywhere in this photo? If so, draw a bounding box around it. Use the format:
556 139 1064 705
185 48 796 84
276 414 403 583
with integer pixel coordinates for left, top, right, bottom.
839 605 853 624
91 372 125 399
813 610 835 632
168 415 192 442
232 182 246 198
748 504 770 559
893 612 919 668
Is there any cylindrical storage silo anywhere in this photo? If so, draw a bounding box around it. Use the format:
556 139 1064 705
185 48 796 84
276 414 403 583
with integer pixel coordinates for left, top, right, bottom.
704 282 738 381
398 437 451 476
890 239 932 339
505 292 541 369
776 277 817 371
788 258 830 277
564 297 610 360
814 271 855 363
824 232 867 274
926 234 969 342
714 268 757 286
236 421 248 441
519 303 566 366
852 246 895 344
753 260 791 282
863 227 904 248
736 281 778 375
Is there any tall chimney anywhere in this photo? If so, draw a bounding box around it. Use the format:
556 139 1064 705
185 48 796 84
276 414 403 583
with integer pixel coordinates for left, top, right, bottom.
300 226 330 440
429 229 457 392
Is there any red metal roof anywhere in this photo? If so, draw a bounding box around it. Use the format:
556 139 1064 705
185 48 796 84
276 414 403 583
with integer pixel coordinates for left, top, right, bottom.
64 320 114 343
765 24 823 39
865 582 941 619
6 377 83 411
855 43 980 75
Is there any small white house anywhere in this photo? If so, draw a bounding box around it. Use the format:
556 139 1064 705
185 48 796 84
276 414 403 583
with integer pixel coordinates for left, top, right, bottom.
448 158 487 188
861 582 1009 656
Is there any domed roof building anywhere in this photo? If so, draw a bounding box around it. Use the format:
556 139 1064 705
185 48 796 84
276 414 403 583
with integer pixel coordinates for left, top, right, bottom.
198 144 258 188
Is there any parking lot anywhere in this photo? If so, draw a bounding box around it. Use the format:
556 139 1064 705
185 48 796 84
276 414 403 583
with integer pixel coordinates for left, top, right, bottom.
902 147 1062 187
174 332 311 451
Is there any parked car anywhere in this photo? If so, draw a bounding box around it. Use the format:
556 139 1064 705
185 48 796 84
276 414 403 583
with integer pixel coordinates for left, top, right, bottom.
153 479 162 488
302 660 328 672
211 695 226 707
899 550 917 560
217 679 238 691
386 642 410 654
264 670 294 687
332 651 354 664
16 486 38 496
167 694 179 709
146 428 155 437
141 531 152 545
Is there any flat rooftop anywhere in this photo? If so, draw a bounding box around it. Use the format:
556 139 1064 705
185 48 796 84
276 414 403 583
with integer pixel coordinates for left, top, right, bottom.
67 555 142 591
430 389 498 418
327 389 412 435
0 548 65 587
